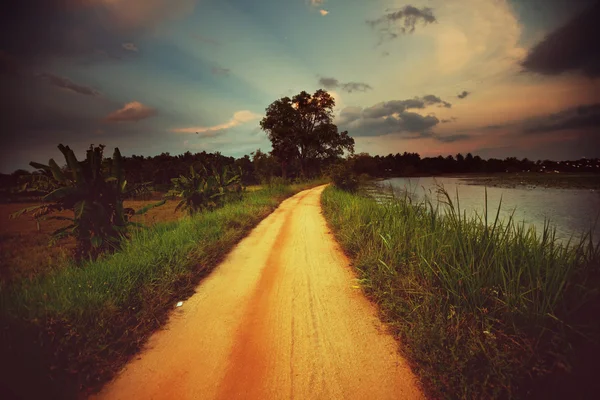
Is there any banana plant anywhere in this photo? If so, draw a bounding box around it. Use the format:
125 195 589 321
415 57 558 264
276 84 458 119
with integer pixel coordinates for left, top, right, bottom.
10 144 165 261
166 164 245 216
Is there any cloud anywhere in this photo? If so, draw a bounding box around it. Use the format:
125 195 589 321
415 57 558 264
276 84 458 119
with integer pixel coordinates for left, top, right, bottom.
320 9 329 16
422 94 452 108
212 66 231 76
171 110 261 134
522 2 600 78
121 42 139 52
366 5 436 43
457 91 470 99
441 117 457 123
435 134 471 143
355 95 451 120
335 94 455 137
38 73 100 96
0 0 196 67
524 103 600 134
318 77 372 93
104 101 158 123
343 112 439 137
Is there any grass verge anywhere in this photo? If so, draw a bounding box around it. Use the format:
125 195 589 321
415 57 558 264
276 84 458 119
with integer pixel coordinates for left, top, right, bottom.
0 180 325 399
321 185 600 399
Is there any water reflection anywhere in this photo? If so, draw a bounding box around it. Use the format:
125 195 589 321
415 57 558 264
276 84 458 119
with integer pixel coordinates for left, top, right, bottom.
377 177 600 244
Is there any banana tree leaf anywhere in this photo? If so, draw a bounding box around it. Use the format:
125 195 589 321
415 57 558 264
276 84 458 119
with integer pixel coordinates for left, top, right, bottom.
9 205 48 219
51 224 75 239
48 159 68 184
74 200 88 220
40 215 74 222
113 147 123 185
58 144 85 184
174 200 185 213
29 161 51 172
135 199 166 215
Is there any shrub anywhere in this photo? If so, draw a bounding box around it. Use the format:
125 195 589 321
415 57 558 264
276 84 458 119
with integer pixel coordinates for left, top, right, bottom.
10 144 164 261
166 165 244 216
329 162 359 192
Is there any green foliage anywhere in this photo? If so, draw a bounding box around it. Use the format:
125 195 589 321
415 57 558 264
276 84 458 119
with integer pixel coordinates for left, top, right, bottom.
251 149 280 184
260 89 355 178
166 164 244 216
328 161 359 192
0 181 322 398
10 144 165 261
322 186 600 399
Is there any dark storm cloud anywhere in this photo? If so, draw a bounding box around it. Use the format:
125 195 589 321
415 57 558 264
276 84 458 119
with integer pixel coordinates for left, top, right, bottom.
524 103 600 133
38 73 100 96
1 1 119 68
0 0 197 70
0 0 195 172
358 95 451 119
521 1 600 78
336 95 454 137
367 5 436 43
340 112 439 137
457 91 470 99
318 77 373 93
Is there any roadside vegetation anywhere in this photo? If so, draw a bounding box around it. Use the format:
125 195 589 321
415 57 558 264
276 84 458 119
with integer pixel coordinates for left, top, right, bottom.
0 89 350 399
322 182 600 399
0 179 325 399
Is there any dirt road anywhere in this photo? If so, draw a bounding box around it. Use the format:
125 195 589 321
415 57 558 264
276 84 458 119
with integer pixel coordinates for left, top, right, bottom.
96 185 422 399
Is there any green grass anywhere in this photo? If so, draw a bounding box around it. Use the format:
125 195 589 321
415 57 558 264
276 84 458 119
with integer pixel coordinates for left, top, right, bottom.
0 180 325 399
321 185 600 399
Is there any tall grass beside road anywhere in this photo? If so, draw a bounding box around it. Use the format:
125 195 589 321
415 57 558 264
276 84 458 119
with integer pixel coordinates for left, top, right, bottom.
321 185 600 399
0 180 325 399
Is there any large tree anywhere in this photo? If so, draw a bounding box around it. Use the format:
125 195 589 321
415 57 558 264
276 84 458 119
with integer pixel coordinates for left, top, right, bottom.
260 89 355 178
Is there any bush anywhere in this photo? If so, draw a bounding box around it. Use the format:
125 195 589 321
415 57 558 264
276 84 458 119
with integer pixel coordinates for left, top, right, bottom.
10 144 164 261
329 162 359 192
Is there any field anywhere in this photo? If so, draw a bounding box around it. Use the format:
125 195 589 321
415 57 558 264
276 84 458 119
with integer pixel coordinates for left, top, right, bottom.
0 198 185 282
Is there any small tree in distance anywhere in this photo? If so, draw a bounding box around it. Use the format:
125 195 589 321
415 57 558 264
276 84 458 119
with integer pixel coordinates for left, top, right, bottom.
260 89 355 178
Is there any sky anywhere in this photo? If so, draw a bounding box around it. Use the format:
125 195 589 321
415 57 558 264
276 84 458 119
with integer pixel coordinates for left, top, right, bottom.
1 0 599 172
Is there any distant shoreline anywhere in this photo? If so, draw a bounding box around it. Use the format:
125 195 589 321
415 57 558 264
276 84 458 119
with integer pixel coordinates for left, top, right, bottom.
378 172 600 190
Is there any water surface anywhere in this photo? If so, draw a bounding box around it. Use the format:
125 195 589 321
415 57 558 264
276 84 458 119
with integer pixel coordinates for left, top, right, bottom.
377 177 600 244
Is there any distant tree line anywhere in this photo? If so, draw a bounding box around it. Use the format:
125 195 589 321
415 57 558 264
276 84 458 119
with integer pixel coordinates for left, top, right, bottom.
348 152 600 177
2 87 598 197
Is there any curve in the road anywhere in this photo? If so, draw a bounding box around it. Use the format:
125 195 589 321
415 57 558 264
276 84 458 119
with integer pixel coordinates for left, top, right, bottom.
95 185 422 400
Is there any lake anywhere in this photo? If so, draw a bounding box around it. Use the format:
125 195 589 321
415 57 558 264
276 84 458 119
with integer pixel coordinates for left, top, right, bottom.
377 177 600 245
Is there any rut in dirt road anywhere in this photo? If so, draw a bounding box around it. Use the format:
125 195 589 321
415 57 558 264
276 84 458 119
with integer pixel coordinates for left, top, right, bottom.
95 185 422 400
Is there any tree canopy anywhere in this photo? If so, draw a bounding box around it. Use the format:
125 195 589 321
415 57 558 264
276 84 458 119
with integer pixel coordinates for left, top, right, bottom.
260 89 355 177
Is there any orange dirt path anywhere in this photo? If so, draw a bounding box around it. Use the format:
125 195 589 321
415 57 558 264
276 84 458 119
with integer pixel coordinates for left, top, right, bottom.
95 185 422 400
